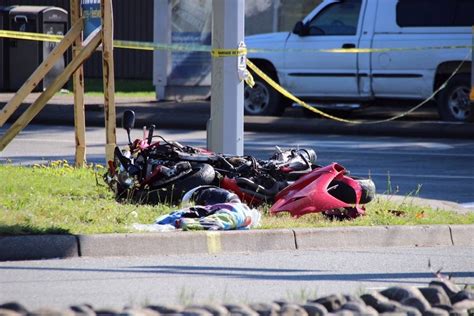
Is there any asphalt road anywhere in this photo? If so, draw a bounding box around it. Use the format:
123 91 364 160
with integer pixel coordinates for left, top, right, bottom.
1 124 473 205
0 246 473 310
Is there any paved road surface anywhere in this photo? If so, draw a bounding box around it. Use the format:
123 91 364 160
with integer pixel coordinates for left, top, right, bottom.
0 246 472 309
1 124 473 205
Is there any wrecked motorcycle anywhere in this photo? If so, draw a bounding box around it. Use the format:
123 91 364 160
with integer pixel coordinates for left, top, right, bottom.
271 163 375 219
104 110 217 204
219 147 318 205
105 110 375 218
105 110 319 205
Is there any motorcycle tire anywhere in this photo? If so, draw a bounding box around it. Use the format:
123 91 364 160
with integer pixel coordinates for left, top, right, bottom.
329 178 376 205
134 163 216 205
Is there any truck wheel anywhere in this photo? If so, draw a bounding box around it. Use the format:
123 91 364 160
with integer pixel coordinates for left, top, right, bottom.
438 74 473 122
244 76 285 116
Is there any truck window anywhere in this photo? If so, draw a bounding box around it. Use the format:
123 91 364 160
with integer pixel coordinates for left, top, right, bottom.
397 0 474 27
307 0 362 36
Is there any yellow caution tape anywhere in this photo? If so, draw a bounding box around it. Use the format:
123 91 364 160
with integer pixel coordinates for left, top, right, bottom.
116 40 248 57
113 40 211 53
244 71 255 88
0 30 63 43
246 59 356 123
211 47 248 57
0 30 472 55
0 28 471 123
248 45 474 54
246 54 470 125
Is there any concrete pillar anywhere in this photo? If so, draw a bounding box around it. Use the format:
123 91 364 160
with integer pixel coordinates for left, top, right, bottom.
153 0 171 101
208 0 245 155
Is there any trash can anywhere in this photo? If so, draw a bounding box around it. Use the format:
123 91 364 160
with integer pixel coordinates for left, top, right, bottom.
0 6 13 92
8 6 68 92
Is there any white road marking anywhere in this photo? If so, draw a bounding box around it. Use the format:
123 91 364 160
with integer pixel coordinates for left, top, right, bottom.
460 202 474 209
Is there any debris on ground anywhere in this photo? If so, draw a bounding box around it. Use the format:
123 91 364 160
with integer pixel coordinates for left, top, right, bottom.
105 110 376 226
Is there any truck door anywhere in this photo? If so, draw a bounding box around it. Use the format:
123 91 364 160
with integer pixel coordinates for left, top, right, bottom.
283 0 364 98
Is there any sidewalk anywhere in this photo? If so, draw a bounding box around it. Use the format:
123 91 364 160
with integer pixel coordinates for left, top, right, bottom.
2 93 474 139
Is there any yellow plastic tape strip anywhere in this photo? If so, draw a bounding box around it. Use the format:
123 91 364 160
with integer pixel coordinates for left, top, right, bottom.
246 54 469 125
211 47 248 57
248 45 474 54
245 71 255 88
0 30 63 42
1 30 472 55
246 59 356 123
114 40 211 53
115 40 246 57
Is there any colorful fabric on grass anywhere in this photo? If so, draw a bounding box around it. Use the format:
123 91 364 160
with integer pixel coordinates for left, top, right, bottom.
155 202 260 231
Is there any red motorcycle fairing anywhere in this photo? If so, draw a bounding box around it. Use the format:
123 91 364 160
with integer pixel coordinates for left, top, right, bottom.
270 163 365 218
220 176 264 207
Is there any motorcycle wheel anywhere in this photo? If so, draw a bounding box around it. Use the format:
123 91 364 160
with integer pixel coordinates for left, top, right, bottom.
134 163 216 205
329 178 376 205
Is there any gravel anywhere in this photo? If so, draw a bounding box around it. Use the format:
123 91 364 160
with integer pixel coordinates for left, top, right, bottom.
0 279 473 316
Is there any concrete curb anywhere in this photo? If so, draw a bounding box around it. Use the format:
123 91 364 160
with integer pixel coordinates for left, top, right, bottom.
78 229 296 258
293 226 454 250
0 235 78 261
1 225 472 262
78 232 210 257
450 225 474 246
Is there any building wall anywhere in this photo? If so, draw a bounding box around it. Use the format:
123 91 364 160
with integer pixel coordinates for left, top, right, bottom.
2 0 320 80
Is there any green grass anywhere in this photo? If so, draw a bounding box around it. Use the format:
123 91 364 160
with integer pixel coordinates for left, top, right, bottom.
0 162 169 235
62 79 155 98
0 164 473 235
260 197 474 229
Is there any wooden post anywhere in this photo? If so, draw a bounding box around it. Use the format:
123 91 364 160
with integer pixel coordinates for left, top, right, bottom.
71 0 87 167
101 0 116 163
0 32 102 151
0 20 83 127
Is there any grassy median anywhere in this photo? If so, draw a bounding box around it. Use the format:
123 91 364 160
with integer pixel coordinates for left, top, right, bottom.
0 163 473 235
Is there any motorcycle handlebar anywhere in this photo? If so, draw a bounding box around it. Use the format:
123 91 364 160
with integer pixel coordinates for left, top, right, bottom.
147 125 155 145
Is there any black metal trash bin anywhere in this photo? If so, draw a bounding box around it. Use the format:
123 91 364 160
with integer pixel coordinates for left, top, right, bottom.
8 6 68 92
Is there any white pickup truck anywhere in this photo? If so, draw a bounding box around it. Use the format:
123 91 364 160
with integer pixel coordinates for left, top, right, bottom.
244 0 473 122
